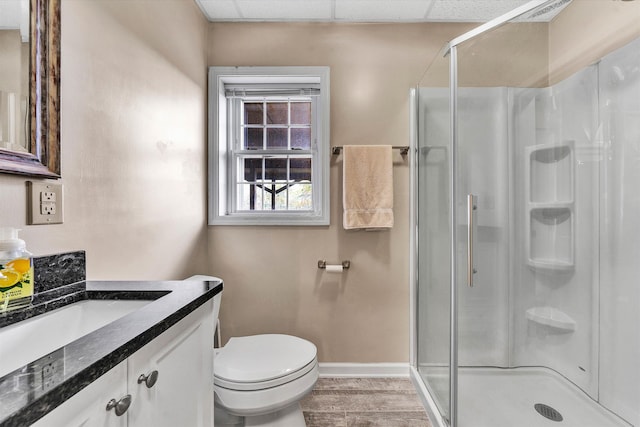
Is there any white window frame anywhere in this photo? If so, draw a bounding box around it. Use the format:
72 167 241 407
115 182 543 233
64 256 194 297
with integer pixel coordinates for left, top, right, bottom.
208 66 330 226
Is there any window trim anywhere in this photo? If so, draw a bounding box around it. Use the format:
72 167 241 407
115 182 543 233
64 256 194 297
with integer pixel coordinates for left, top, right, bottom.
208 66 330 226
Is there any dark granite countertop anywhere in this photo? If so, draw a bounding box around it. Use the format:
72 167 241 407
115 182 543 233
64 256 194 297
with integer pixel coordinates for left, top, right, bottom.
0 279 223 427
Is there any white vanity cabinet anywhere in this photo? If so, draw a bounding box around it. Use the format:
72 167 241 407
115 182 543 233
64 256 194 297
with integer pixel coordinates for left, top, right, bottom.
31 300 215 427
126 300 215 427
32 362 129 427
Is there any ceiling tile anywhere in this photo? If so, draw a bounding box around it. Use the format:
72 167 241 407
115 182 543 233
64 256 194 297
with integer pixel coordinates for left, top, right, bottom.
335 0 435 21
234 0 333 20
516 0 572 22
196 0 570 23
426 0 531 22
196 0 242 20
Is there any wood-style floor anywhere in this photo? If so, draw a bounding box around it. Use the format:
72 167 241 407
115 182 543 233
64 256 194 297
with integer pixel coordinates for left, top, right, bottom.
301 377 432 427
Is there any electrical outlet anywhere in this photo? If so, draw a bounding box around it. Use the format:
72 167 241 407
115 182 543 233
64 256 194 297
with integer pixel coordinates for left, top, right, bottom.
41 202 56 215
41 359 62 391
42 362 57 377
27 181 63 225
41 191 56 202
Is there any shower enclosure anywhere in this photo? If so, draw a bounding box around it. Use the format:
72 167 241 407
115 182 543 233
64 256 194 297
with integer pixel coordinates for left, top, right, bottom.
411 1 640 426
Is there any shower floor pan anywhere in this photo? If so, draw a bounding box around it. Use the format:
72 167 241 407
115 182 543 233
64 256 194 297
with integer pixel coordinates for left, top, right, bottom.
456 367 631 427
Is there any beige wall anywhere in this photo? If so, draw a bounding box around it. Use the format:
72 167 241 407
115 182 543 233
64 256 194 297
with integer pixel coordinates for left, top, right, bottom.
423 1 640 89
0 0 209 280
204 7 640 363
456 23 550 88
0 0 637 365
206 22 472 362
549 0 640 84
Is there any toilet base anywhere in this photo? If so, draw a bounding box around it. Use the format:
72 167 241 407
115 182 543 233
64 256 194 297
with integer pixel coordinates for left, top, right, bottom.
215 402 306 427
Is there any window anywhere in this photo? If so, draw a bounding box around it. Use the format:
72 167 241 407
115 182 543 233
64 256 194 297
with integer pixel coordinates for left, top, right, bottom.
208 67 330 225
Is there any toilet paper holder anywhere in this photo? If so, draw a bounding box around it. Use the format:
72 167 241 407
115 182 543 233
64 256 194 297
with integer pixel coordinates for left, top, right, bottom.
318 260 351 269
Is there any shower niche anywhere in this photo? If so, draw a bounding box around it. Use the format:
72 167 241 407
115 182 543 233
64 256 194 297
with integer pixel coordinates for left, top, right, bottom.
525 141 575 271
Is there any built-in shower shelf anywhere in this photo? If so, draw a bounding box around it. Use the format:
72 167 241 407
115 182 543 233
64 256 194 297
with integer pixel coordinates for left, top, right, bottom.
528 202 573 210
527 258 574 272
526 142 574 204
525 141 575 272
527 206 574 271
526 307 576 332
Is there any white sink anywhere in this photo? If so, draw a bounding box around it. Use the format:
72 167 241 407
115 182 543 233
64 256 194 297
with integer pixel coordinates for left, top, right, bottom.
0 299 152 377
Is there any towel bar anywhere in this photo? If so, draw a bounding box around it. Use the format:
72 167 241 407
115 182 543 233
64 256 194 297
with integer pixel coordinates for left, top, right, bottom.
332 146 409 156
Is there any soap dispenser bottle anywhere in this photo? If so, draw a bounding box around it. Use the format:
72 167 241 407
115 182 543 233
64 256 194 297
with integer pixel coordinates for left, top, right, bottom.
0 227 34 311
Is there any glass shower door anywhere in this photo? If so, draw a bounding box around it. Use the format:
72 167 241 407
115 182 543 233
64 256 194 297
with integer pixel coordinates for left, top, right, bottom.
452 43 512 427
450 12 551 425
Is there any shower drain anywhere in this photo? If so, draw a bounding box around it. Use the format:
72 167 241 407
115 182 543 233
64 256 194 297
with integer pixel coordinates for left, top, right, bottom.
534 403 563 422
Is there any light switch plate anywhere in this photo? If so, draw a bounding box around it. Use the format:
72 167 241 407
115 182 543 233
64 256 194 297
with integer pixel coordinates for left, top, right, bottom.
27 181 64 225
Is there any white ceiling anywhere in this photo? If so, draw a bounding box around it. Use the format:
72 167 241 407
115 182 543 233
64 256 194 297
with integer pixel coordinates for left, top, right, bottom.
194 0 568 22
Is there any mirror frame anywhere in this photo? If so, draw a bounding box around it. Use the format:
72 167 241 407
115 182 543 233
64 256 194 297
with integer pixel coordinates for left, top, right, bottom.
0 0 60 179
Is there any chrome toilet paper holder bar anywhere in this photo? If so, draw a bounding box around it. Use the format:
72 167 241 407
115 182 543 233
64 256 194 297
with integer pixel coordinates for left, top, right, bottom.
318 260 351 269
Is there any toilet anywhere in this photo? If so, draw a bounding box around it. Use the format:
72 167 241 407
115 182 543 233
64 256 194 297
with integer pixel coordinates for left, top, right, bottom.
186 276 318 427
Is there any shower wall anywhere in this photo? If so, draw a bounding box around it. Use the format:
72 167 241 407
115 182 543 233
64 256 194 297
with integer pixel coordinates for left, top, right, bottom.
598 37 640 427
512 38 640 424
511 64 600 397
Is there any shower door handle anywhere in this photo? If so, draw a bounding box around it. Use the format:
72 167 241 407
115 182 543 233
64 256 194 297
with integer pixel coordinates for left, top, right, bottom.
467 194 478 287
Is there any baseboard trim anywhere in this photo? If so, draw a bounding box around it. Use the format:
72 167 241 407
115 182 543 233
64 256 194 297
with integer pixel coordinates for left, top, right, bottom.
318 363 410 378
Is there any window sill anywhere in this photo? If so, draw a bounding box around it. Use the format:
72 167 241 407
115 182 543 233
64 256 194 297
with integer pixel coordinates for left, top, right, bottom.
209 215 330 226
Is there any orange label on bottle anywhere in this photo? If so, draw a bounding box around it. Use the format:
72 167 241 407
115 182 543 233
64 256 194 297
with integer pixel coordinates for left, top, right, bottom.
0 258 34 311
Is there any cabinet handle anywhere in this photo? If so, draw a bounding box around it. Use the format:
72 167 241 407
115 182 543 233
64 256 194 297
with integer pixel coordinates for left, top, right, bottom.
138 370 159 388
106 394 132 416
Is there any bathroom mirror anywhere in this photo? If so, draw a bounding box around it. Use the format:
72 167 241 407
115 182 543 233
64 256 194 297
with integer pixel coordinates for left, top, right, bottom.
0 0 60 178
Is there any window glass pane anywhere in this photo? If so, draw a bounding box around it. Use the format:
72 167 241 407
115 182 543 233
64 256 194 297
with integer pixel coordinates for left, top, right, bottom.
267 102 288 124
265 158 287 181
291 128 311 150
288 183 312 210
244 102 263 125
245 128 263 149
242 158 263 182
291 102 311 125
237 184 263 211
275 186 288 210
267 128 287 148
290 158 311 182
262 186 273 210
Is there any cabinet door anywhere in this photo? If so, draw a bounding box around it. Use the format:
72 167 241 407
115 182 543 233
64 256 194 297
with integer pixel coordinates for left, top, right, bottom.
127 300 215 427
32 362 128 427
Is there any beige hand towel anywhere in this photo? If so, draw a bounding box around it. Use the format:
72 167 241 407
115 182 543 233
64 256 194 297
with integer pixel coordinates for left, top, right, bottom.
342 145 394 230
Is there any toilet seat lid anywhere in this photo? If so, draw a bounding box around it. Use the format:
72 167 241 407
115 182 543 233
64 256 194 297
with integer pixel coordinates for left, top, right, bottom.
215 334 317 383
